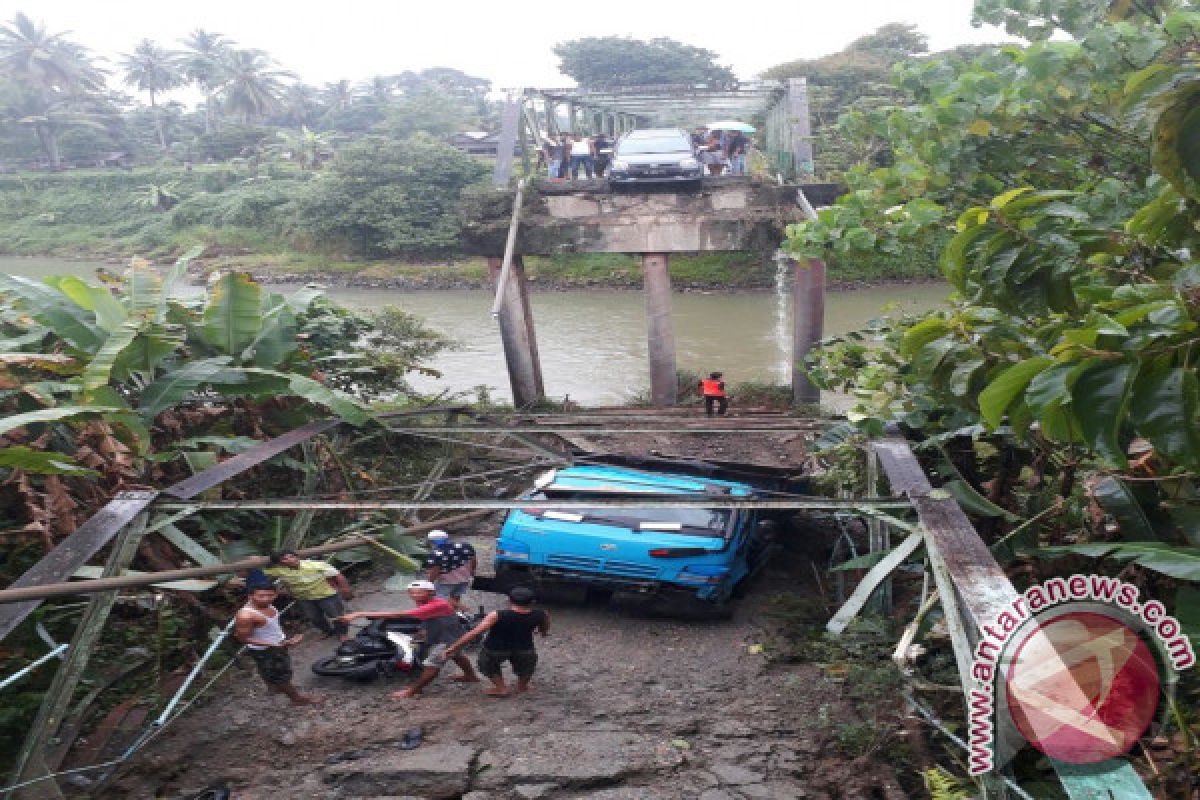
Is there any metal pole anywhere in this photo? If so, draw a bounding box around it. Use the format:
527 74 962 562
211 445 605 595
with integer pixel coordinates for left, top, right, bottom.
8 512 149 800
0 510 495 605
0 645 67 692
791 256 825 405
641 253 678 406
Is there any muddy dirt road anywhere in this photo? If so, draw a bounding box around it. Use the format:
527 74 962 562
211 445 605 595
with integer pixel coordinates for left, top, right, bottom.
92 415 910 799
100 518 907 800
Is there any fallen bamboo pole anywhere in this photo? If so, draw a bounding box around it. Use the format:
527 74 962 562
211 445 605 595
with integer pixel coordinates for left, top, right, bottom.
0 510 492 605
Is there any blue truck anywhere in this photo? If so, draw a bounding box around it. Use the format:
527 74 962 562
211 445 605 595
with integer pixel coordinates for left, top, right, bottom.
493 464 777 616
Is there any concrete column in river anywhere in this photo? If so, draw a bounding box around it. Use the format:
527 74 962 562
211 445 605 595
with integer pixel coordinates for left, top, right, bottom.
642 253 678 406
487 256 545 407
792 256 825 405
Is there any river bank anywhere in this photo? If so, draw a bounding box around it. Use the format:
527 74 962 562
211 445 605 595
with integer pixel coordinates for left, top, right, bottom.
0 249 946 293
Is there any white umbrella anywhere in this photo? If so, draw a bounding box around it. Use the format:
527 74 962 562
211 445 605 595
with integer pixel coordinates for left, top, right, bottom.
706 120 755 133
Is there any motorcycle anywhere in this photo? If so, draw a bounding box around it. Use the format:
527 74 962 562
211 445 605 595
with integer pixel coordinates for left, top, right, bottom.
310 611 475 682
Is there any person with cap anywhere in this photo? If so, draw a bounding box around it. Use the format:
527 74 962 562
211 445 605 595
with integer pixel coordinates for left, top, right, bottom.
699 371 729 417
264 549 354 641
425 530 476 612
336 580 480 700
446 586 550 697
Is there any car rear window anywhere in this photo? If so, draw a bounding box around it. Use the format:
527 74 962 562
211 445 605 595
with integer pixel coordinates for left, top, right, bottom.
521 491 732 537
618 136 690 155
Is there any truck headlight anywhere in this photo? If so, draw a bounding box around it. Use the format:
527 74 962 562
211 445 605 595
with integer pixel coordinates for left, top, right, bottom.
611 160 629 171
680 157 699 168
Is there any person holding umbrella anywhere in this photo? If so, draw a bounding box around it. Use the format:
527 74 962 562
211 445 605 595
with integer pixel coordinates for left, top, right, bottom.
707 120 755 176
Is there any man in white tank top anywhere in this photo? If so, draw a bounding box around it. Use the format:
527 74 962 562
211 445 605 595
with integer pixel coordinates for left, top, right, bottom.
234 586 321 705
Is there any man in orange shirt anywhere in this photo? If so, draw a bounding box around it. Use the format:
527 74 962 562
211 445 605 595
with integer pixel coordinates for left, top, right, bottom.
699 371 728 417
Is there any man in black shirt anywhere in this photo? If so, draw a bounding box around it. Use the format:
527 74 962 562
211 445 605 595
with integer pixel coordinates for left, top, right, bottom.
446 586 550 697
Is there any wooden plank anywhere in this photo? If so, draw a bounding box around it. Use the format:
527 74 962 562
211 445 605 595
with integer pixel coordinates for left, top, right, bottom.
826 530 923 634
10 512 148 800
0 491 157 643
163 418 340 499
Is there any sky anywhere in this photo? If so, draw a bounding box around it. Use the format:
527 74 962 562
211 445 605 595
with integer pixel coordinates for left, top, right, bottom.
4 0 1016 96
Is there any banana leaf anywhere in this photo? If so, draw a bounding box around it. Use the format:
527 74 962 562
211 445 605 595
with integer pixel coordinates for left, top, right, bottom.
0 405 120 438
1037 541 1200 581
139 356 236 417
81 320 142 392
0 446 96 476
203 272 263 357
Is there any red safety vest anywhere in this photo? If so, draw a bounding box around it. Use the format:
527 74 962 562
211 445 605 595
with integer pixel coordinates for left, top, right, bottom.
700 379 725 397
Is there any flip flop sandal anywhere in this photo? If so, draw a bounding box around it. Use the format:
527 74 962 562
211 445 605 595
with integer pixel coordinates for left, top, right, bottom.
398 727 423 750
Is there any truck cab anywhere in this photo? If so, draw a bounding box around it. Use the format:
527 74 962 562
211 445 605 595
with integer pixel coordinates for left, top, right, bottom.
493 465 775 615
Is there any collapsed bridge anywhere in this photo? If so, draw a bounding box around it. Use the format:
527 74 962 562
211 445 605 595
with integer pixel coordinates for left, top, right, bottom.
473 79 834 409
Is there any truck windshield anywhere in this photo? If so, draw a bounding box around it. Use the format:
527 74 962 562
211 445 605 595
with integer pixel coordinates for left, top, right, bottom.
523 492 732 537
618 137 689 155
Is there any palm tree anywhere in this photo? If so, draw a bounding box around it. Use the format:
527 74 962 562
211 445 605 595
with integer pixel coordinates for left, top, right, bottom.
0 12 106 168
360 75 396 105
280 82 320 128
321 79 355 113
219 48 292 123
120 39 183 151
180 29 233 134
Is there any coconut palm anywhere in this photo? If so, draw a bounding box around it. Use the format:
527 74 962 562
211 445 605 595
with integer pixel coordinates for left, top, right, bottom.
0 12 106 167
360 75 396 105
120 39 183 151
219 48 292 123
321 79 355 113
180 28 233 133
280 82 321 128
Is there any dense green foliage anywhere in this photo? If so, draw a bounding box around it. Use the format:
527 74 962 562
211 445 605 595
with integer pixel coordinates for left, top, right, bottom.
793 0 1200 697
763 24 932 179
554 36 735 88
291 135 488 257
787 4 1200 791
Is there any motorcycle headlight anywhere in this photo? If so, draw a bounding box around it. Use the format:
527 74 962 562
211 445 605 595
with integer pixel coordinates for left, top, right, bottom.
680 157 699 168
611 159 629 171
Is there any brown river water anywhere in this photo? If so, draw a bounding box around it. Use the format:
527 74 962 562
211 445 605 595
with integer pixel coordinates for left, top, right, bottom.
0 256 948 405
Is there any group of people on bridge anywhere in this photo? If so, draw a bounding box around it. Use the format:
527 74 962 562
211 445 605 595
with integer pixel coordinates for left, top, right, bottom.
540 126 750 180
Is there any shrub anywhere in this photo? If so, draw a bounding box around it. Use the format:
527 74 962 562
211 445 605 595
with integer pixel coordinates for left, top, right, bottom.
289 134 488 258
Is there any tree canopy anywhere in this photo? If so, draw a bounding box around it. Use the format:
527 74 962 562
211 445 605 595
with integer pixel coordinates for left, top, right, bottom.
553 36 735 88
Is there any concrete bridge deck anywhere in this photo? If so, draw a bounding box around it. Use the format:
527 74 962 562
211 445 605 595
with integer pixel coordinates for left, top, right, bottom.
464 177 838 255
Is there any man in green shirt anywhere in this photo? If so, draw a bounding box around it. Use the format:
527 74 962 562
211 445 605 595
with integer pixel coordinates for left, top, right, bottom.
265 549 354 640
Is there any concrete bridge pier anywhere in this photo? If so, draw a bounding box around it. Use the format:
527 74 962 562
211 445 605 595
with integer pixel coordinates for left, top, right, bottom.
791 256 825 405
487 256 545 408
642 253 678 406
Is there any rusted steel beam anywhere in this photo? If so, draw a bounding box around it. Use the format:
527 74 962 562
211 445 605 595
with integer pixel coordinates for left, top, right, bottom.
9 512 148 800
163 419 342 500
151 497 909 512
870 438 1152 798
0 511 493 605
388 426 818 435
0 491 158 643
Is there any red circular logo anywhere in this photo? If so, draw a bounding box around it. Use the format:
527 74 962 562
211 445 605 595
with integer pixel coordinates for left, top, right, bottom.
1005 611 1160 764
